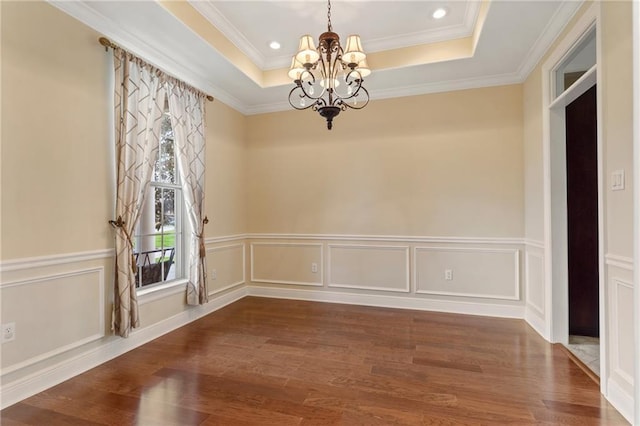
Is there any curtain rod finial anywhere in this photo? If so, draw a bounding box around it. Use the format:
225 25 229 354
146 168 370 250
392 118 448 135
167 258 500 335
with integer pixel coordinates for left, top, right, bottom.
99 37 115 51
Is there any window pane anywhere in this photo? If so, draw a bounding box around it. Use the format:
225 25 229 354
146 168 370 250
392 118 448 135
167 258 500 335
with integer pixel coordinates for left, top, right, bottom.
155 187 176 229
153 114 176 184
554 29 596 98
135 245 175 288
155 233 176 251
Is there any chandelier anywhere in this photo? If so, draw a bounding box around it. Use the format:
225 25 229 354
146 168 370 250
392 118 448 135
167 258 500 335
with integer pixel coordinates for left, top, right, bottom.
288 0 370 130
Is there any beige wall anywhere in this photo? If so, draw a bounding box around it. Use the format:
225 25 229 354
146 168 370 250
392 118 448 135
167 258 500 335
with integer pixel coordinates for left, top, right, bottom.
205 100 247 237
602 1 634 258
601 0 635 407
1 1 112 259
0 0 247 392
247 85 524 237
523 64 544 243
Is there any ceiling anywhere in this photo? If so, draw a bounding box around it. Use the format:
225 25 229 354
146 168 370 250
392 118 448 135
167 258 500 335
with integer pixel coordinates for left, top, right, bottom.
51 0 583 115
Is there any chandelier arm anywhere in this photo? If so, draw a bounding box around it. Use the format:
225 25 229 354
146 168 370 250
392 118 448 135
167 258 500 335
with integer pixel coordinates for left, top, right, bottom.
341 86 369 110
333 66 361 100
344 68 363 85
295 69 328 101
301 69 316 84
327 47 345 105
288 86 319 111
313 98 328 108
336 101 347 112
298 79 326 101
349 81 365 99
337 69 366 100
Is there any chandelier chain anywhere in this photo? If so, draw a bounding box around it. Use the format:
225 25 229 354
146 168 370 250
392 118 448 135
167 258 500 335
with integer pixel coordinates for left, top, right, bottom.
327 0 332 32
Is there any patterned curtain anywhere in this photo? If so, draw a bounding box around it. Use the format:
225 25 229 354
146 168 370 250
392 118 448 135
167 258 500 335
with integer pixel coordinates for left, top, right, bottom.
167 81 208 305
111 49 167 337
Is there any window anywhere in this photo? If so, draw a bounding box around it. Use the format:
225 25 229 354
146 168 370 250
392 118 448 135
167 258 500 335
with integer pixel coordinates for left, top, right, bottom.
554 28 596 98
133 111 184 289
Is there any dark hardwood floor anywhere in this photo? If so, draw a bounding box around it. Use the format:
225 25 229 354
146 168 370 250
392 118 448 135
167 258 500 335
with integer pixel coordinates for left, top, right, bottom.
1 297 628 425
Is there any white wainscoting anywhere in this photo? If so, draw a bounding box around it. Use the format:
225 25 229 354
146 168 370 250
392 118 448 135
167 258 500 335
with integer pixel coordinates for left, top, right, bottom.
525 250 545 317
605 254 634 271
604 252 635 423
0 267 105 375
250 242 323 286
328 244 410 293
248 233 522 245
414 247 519 301
248 234 524 318
204 234 247 245
0 249 114 272
610 277 635 387
206 243 246 296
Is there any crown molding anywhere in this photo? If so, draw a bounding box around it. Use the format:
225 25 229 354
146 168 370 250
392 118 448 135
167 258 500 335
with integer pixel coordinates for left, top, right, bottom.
366 3 480 54
244 71 523 116
463 0 483 33
188 0 267 70
244 100 292 116
47 0 248 115
517 0 584 81
369 72 522 102
189 1 481 71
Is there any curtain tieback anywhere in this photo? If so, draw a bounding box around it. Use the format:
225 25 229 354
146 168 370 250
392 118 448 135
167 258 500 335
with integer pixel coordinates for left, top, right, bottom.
197 216 209 259
109 216 138 274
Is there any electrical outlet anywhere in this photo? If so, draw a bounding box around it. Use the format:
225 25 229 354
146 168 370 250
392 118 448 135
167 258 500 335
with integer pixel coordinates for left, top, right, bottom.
444 269 453 281
311 262 318 273
211 269 217 280
2 322 16 343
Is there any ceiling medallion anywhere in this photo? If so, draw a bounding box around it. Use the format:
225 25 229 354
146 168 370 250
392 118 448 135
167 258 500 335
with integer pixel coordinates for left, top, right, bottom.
288 0 370 130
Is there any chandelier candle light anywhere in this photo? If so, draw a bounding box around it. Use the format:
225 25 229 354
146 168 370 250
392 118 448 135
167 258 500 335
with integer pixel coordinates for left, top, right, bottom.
288 0 371 130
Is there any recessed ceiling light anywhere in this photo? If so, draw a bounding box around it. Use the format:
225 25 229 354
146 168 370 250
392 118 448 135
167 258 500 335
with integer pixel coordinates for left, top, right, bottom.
432 8 447 19
269 41 281 50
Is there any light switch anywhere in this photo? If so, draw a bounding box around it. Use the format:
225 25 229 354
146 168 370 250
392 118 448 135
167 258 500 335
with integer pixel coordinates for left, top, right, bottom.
612 170 625 191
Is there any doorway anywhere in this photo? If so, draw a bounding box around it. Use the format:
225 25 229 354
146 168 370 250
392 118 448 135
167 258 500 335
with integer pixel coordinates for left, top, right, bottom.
567 85 599 337
565 85 600 375
543 10 605 392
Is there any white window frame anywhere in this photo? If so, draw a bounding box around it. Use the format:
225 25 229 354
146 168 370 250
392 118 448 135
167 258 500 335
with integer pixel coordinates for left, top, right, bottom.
134 111 188 297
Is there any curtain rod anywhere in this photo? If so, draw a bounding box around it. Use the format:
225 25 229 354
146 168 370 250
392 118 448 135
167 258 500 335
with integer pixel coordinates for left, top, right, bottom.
98 37 215 102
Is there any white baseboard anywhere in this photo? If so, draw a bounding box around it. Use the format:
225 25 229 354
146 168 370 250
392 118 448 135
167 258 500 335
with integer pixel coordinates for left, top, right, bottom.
247 286 525 319
524 306 549 340
0 286 248 410
606 377 634 424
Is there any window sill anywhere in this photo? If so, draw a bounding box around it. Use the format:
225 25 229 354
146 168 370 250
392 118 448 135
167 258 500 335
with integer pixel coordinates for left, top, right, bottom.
137 279 188 306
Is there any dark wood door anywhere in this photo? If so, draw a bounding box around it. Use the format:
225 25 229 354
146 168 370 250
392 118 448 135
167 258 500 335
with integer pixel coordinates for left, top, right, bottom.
565 85 599 337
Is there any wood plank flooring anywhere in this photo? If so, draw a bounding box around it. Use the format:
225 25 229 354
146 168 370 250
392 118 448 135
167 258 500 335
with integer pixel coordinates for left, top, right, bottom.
1 297 628 425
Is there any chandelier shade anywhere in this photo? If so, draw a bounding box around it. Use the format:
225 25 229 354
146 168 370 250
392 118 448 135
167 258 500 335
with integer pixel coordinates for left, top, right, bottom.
343 35 366 65
288 57 306 81
356 59 371 78
295 35 320 65
288 0 371 130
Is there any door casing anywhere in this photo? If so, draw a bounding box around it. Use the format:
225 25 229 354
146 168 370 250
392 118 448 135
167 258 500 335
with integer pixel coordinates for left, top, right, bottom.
541 3 606 394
